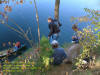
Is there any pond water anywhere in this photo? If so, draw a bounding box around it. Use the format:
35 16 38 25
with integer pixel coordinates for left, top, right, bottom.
0 0 100 50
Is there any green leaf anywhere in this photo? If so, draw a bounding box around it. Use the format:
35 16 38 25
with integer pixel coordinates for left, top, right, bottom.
30 1 32 4
91 21 97 25
94 28 98 32
94 17 99 20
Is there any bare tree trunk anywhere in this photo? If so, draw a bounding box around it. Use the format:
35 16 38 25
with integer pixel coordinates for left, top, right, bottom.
34 0 40 49
0 0 2 4
55 0 60 20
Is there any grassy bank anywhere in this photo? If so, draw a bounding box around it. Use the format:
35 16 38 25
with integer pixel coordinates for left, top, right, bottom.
1 43 100 75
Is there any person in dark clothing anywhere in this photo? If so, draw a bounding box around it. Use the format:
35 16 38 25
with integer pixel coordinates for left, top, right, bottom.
51 40 67 65
72 24 80 43
48 17 62 44
72 36 79 43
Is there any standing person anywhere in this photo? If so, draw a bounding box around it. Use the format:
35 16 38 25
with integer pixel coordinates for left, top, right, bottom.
51 40 67 65
48 17 62 44
72 24 81 43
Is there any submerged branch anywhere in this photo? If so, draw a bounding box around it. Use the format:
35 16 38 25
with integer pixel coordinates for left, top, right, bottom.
4 23 33 47
9 18 34 47
4 23 23 35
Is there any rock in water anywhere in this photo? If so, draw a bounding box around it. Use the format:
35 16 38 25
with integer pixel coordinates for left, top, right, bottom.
66 44 81 62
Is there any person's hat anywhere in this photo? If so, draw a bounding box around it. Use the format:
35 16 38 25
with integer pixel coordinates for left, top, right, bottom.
72 24 78 28
51 40 58 45
48 17 52 20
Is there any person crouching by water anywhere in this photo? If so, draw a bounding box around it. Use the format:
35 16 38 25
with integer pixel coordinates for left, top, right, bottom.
72 24 80 44
72 36 79 44
51 40 67 65
48 17 62 44
13 42 21 52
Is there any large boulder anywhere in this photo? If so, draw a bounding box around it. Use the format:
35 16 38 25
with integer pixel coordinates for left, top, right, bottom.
66 44 81 62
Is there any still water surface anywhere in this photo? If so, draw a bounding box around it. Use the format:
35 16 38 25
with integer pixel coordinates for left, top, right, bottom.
0 0 100 50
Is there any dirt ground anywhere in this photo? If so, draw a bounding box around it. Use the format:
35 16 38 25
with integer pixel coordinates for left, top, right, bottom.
46 44 100 75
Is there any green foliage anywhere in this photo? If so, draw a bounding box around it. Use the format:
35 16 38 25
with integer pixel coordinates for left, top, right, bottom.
36 36 53 74
4 36 53 75
40 36 53 57
84 8 100 44
74 27 97 69
72 8 100 70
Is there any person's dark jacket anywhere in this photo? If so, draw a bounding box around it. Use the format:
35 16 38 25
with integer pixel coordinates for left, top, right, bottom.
48 20 62 37
72 37 79 43
52 48 67 65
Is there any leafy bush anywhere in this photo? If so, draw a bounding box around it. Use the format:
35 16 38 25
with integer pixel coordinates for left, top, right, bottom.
74 27 96 69
71 8 100 70
35 36 53 73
